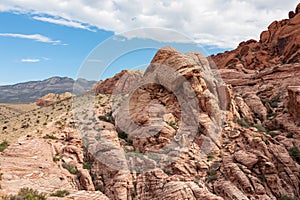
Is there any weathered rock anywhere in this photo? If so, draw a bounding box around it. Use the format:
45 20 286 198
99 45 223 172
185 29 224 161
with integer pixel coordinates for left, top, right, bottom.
287 86 300 120
94 70 143 94
234 150 258 168
36 92 72 106
212 3 300 70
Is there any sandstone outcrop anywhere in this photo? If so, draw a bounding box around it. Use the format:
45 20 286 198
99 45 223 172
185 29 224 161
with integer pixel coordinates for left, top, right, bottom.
212 3 300 70
94 70 143 94
36 92 72 106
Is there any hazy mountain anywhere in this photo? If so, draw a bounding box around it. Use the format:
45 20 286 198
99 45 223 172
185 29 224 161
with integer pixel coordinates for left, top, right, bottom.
0 76 96 103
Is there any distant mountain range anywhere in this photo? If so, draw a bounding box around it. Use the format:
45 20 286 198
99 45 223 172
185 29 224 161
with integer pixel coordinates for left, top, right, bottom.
0 77 96 103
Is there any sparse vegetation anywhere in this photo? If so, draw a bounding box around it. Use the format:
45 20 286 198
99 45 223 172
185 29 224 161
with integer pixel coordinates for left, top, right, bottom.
288 146 300 164
50 190 70 197
1 187 46 200
261 137 269 145
53 156 60 162
207 153 214 161
253 124 267 133
98 111 115 124
207 169 218 182
83 161 93 170
43 134 58 140
236 117 250 128
0 140 9 152
258 174 266 182
62 163 78 174
95 185 103 191
167 121 177 129
279 195 294 200
286 132 293 138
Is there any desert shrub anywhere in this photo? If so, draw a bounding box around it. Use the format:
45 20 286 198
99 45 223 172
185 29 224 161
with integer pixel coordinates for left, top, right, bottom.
236 118 250 128
207 153 214 161
253 124 267 133
83 161 93 170
207 169 218 182
2 187 46 200
50 190 70 197
98 111 114 124
261 137 269 145
279 195 294 200
258 174 266 182
289 146 300 164
62 163 78 174
167 121 177 129
286 132 293 138
0 140 9 152
53 157 60 162
43 134 58 140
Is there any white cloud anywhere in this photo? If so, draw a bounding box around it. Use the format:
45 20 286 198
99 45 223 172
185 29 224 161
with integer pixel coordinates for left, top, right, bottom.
32 16 96 32
21 58 40 63
87 59 102 63
0 0 298 48
0 33 60 44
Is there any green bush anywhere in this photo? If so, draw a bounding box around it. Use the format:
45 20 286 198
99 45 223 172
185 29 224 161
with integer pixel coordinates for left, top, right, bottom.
53 157 60 162
50 190 70 197
207 153 214 161
2 187 46 200
0 140 9 152
289 146 300 164
253 124 267 133
207 169 218 182
98 111 115 124
62 163 78 174
43 134 58 140
279 195 294 200
286 132 293 138
236 118 250 128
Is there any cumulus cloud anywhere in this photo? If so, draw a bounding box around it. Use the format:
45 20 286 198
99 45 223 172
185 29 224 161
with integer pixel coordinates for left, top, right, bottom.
21 58 40 63
0 33 60 44
0 0 298 48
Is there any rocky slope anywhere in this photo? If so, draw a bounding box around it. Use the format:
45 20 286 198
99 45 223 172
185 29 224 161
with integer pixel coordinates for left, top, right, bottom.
211 3 300 70
0 77 96 104
79 46 299 200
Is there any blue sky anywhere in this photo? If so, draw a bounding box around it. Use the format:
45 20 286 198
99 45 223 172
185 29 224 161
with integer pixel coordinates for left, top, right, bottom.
0 1 298 85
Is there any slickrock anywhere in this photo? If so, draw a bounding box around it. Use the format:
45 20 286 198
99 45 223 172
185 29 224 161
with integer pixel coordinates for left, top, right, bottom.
0 138 77 195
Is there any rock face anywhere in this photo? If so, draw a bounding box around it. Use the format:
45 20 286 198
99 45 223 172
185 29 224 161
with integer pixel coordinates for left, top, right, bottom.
94 70 143 94
288 86 300 120
212 3 300 70
76 45 300 199
36 92 72 106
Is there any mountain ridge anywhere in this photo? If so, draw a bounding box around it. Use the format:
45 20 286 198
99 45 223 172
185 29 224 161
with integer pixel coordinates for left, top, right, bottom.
0 76 96 104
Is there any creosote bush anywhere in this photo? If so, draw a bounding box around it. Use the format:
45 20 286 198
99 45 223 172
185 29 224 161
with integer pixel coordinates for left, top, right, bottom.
2 187 46 200
50 190 70 197
288 146 300 164
0 140 9 152
62 163 78 174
